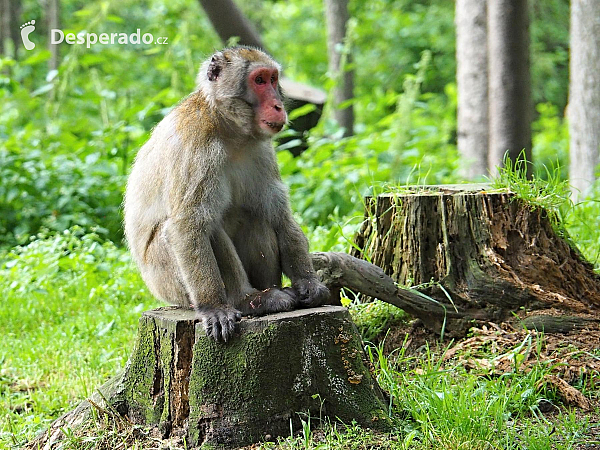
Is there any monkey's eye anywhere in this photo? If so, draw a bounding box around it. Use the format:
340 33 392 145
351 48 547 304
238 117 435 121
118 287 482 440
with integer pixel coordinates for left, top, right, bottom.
255 76 266 85
271 75 277 84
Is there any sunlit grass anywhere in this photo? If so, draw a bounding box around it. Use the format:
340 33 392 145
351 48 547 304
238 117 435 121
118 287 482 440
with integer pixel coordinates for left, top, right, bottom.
0 228 160 448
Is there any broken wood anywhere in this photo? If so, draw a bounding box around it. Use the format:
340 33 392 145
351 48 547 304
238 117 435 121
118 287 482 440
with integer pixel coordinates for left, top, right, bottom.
350 184 600 335
31 306 391 449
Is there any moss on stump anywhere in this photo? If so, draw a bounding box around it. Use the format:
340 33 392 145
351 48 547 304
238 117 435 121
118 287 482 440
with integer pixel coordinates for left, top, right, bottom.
34 306 391 449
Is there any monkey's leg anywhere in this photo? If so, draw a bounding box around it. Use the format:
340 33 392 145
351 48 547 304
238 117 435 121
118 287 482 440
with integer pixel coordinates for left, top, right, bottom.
211 226 256 302
223 220 297 315
139 223 190 307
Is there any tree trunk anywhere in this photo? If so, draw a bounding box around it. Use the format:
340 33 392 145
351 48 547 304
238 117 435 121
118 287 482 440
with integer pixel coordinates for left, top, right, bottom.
46 0 60 70
456 0 489 179
197 0 265 50
487 0 532 176
568 0 600 201
324 0 354 136
0 0 15 57
1 0 23 58
0 0 5 57
31 306 391 449
351 185 600 336
9 0 22 56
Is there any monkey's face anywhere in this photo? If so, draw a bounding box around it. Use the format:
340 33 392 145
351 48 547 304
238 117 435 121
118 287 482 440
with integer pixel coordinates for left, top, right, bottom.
199 47 288 137
247 66 287 135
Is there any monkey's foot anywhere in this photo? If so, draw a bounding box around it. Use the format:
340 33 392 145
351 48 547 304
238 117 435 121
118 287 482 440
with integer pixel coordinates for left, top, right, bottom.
293 277 330 307
243 287 297 316
196 306 242 342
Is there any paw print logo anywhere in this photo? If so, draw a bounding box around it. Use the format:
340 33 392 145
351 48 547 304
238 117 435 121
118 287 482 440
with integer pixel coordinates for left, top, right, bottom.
20 20 36 50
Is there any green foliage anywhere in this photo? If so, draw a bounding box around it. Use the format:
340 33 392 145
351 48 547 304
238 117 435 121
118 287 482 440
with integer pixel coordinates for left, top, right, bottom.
532 102 569 180
564 181 600 268
530 0 571 111
349 300 408 342
0 149 125 245
0 0 576 245
0 0 222 246
280 51 458 227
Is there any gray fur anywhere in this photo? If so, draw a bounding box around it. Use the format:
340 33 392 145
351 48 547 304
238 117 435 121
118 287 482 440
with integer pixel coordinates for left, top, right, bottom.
124 47 329 342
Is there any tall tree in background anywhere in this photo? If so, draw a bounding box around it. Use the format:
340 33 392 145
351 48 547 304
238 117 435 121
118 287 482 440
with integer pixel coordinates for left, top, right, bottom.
487 0 532 176
324 0 354 136
46 0 60 70
0 0 22 57
455 0 489 179
568 0 600 200
0 0 6 56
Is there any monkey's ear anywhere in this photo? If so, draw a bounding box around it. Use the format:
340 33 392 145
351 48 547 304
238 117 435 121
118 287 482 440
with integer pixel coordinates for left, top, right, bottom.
207 54 223 82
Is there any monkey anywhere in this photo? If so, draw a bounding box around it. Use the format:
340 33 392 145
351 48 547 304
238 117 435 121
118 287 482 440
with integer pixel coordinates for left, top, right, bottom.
124 46 330 342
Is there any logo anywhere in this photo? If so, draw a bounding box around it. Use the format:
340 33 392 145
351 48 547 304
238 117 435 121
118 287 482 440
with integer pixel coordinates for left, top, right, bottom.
20 20 36 50
18 20 168 51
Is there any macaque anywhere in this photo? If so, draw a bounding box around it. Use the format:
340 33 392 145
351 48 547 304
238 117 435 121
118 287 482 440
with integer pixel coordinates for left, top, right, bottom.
124 46 330 342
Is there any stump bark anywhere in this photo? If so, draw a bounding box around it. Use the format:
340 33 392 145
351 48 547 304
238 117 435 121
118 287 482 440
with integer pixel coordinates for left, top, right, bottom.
351 184 600 335
36 306 391 449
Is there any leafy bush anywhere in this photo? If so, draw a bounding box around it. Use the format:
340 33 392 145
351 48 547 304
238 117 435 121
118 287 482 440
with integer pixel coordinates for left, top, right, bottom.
280 53 459 228
532 102 569 180
0 148 125 246
564 181 600 269
0 0 576 245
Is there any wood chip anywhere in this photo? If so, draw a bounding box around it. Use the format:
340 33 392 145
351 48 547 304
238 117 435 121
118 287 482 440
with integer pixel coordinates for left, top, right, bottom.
539 375 591 411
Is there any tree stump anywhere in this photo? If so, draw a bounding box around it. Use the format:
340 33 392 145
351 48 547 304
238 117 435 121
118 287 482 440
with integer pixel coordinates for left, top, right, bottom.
351 184 600 335
35 306 391 449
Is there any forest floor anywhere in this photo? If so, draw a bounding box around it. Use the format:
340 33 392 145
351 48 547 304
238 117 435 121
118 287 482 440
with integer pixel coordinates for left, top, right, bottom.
379 319 600 449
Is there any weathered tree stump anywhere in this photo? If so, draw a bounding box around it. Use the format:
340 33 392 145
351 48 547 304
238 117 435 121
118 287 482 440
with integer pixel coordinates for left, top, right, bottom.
35 306 391 449
351 184 600 335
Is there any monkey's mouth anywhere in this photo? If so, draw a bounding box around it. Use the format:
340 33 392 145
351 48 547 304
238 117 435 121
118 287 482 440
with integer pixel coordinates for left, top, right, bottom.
261 120 284 133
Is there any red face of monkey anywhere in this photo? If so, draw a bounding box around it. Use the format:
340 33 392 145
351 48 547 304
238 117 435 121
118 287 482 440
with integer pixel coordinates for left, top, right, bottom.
202 48 288 137
248 67 286 134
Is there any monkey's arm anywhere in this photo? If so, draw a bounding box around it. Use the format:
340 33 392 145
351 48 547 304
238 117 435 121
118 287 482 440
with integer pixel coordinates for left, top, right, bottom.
276 213 330 306
165 216 242 341
166 216 224 303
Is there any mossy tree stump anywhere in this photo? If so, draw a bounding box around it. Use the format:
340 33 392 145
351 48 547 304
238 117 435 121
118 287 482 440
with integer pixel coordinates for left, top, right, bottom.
351 184 600 335
37 306 391 449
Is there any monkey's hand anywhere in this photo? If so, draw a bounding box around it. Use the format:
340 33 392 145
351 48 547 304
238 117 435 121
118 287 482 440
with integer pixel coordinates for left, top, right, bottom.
293 277 330 307
196 305 242 342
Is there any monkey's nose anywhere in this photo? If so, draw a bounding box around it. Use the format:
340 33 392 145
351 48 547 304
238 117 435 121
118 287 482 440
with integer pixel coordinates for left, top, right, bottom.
274 104 282 112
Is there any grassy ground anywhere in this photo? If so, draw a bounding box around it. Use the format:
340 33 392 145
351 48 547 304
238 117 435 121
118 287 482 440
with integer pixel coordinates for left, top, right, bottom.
1 223 599 449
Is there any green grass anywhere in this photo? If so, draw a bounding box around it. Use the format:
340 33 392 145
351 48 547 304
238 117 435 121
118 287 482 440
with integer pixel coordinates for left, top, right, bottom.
1 229 598 449
0 228 159 448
